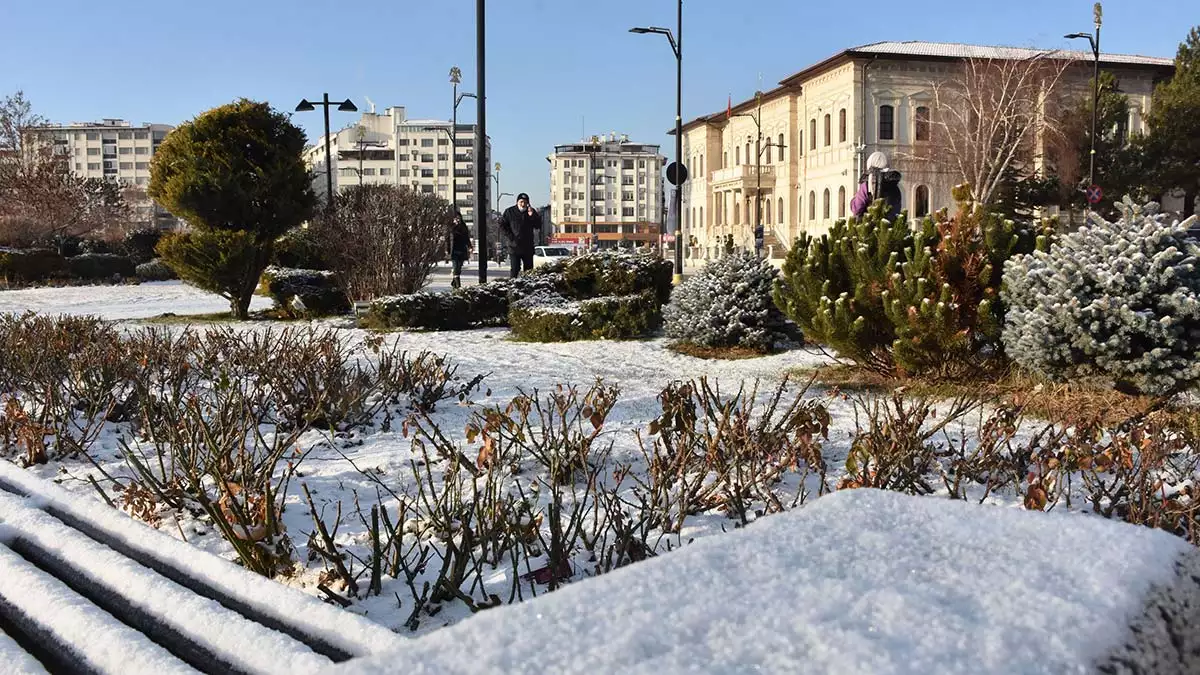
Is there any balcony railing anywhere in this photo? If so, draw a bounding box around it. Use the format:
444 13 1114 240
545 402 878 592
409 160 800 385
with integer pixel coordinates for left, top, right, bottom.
709 165 776 186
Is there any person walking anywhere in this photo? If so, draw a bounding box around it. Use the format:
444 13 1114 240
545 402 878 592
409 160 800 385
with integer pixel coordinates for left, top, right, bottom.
499 193 542 278
448 210 472 289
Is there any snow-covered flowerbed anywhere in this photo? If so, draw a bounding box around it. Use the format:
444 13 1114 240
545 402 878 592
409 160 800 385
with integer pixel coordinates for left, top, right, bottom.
2 281 1198 670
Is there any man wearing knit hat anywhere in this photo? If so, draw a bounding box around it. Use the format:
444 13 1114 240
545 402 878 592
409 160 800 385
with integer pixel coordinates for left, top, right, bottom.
499 192 542 277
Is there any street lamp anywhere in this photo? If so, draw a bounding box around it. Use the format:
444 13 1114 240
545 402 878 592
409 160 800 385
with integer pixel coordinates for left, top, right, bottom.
729 91 783 257
1065 2 1103 195
630 0 683 283
295 94 358 211
493 162 503 212
448 66 477 218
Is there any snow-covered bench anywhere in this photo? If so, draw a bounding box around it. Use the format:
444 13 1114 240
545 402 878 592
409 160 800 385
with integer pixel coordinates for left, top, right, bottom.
0 462 402 675
334 489 1200 675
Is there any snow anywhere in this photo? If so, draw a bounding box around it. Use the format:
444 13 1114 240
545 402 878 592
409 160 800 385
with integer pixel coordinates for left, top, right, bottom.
0 544 194 674
0 281 273 320
333 489 1190 675
0 628 48 675
0 489 337 674
0 461 404 660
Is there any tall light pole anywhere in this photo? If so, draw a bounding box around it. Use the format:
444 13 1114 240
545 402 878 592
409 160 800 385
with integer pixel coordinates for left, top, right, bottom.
729 92 781 257
474 0 488 283
493 162 502 212
1066 2 1103 193
449 66 477 218
295 93 358 212
630 0 682 283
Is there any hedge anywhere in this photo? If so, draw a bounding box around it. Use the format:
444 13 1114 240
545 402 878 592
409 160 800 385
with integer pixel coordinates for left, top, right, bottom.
508 292 661 342
135 258 178 282
260 267 351 318
0 248 68 284
66 253 137 280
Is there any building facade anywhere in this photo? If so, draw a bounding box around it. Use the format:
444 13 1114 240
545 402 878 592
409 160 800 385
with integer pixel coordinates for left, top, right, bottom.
547 134 665 249
26 119 177 229
302 105 490 225
678 41 1175 261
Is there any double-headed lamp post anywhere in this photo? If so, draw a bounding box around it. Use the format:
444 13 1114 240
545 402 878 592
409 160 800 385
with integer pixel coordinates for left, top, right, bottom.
1066 2 1103 193
295 94 358 211
630 0 683 283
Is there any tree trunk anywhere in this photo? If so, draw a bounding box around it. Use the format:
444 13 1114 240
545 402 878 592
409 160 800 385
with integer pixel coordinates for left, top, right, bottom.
232 240 273 320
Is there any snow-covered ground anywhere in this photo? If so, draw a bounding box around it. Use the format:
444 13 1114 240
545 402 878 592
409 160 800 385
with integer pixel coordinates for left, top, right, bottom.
0 281 274 320
0 281 1191 673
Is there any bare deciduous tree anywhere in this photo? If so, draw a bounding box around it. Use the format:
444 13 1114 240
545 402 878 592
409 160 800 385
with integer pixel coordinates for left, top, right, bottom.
926 52 1073 207
311 184 451 301
0 91 130 247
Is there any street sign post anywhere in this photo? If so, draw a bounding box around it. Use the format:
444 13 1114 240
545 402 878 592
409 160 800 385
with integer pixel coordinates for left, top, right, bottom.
666 161 688 187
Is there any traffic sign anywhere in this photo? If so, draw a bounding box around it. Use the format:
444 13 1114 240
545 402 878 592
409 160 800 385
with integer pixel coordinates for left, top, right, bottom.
666 161 688 186
1086 184 1103 204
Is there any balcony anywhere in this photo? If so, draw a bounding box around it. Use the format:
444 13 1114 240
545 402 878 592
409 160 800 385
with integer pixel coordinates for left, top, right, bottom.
709 165 776 192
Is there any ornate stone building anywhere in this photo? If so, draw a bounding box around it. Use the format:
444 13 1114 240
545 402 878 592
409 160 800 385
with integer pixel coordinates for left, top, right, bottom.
676 41 1174 261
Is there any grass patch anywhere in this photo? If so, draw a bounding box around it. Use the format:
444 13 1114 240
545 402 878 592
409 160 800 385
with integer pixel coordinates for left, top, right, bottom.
793 363 1172 427
667 341 772 360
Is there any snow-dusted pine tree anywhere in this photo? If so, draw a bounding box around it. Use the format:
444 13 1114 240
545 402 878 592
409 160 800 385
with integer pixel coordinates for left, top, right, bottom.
664 250 793 353
1002 198 1200 396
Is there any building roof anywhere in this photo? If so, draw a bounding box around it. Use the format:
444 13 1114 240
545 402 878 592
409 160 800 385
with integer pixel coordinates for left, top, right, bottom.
779 40 1175 85
674 39 1175 135
849 40 1174 67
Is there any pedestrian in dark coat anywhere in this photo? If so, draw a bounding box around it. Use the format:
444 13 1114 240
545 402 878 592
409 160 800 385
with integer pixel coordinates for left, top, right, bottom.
499 193 542 278
448 211 472 289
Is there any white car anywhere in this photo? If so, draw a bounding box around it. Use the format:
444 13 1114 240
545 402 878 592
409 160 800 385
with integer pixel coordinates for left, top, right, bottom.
533 246 572 267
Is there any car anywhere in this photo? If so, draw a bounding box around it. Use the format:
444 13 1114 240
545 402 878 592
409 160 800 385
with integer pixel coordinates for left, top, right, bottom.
533 245 572 267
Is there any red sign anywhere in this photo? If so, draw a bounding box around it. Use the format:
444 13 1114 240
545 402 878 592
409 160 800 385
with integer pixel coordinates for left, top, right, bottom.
1086 184 1103 204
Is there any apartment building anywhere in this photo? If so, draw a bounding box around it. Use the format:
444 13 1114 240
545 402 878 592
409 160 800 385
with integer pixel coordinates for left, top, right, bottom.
302 105 490 224
548 134 665 248
26 119 177 228
677 41 1175 260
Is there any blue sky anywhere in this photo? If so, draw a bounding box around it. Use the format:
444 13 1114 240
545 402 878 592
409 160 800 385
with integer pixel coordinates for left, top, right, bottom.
0 0 1190 207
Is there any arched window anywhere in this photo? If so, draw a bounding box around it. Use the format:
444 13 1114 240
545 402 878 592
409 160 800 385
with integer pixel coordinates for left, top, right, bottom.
700 206 704 228
839 108 847 143
700 155 704 173
914 106 930 142
745 141 751 166
809 119 816 150
823 188 831 219
838 185 846 218
915 185 930 217
690 207 695 229
797 130 804 156
735 146 740 166
765 199 772 224
744 200 750 224
823 114 831 146
778 134 784 161
809 191 816 220
879 105 895 140
778 197 784 224
723 151 727 167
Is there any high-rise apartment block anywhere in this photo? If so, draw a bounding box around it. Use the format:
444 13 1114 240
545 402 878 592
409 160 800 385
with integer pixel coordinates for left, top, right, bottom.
547 133 665 249
302 105 490 224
